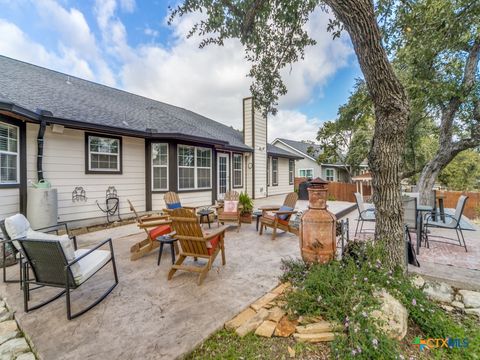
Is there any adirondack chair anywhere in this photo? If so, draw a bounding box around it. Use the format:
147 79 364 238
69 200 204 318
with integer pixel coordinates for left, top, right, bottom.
217 190 242 232
163 192 197 215
168 208 227 285
127 199 173 261
259 192 299 240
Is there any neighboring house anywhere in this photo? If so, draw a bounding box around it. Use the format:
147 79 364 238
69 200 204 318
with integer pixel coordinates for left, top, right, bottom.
271 138 360 182
0 56 301 225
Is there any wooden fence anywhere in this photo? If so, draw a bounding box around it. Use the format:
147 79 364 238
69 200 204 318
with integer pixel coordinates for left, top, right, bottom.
438 190 480 220
294 178 371 203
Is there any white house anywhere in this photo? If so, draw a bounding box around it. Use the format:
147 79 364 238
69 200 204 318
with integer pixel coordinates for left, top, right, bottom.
0 56 301 226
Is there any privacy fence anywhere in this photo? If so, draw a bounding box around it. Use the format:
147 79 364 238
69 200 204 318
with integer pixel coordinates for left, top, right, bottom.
294 178 371 203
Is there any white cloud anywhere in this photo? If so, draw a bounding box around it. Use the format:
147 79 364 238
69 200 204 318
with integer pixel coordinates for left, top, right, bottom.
268 110 323 143
119 0 135 13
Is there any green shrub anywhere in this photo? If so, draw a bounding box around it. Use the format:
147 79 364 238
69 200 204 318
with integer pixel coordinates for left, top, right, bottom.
238 192 253 215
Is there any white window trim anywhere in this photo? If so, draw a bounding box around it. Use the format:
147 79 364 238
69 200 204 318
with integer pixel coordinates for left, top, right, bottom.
272 157 278 186
232 153 243 188
177 145 212 190
0 122 19 184
298 168 314 178
151 143 169 191
325 168 336 181
87 135 121 172
289 159 295 185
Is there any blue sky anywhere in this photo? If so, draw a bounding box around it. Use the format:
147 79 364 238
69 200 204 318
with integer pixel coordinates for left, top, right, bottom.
0 0 361 141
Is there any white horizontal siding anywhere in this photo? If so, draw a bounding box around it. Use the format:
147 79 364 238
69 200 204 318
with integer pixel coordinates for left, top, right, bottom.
152 191 213 211
0 188 20 220
26 124 146 222
268 158 294 196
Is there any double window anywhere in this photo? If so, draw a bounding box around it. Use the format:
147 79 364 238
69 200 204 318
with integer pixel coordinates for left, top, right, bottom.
289 159 294 185
86 134 122 173
325 168 335 181
178 145 212 190
299 169 313 178
152 143 168 190
272 157 278 186
233 153 243 188
0 122 19 184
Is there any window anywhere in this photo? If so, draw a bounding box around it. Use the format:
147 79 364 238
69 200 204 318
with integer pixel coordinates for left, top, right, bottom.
289 159 294 185
178 145 212 190
325 168 335 181
86 134 121 173
233 153 243 188
272 158 278 186
267 157 270 186
299 169 313 178
152 143 168 190
0 122 19 184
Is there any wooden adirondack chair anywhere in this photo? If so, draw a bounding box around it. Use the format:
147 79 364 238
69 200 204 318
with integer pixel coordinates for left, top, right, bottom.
168 208 227 285
217 190 242 232
163 192 197 215
259 192 299 240
128 199 173 261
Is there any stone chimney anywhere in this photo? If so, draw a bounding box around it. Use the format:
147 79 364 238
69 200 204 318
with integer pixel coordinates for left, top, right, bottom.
243 97 267 199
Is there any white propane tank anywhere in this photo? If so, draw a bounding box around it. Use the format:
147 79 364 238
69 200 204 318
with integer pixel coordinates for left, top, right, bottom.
27 187 58 229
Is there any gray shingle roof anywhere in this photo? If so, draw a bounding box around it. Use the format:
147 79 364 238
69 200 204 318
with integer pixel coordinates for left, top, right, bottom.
0 55 250 151
267 144 303 159
275 138 322 158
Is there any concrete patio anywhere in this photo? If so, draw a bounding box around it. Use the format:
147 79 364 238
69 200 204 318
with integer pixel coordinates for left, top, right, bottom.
0 196 353 360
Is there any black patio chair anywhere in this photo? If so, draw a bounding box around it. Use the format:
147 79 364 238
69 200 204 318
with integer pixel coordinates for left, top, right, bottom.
354 192 376 237
424 195 469 252
19 237 118 320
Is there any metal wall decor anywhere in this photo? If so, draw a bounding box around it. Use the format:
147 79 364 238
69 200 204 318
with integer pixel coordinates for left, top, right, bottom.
96 186 121 223
72 186 87 202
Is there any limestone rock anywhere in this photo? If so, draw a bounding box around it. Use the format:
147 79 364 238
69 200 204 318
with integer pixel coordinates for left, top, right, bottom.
250 293 279 312
423 282 454 303
274 316 297 337
293 332 336 343
225 308 256 330
441 305 454 312
287 346 295 358
0 321 17 337
0 331 18 347
451 301 465 309
458 290 480 309
296 321 337 334
465 308 480 317
268 307 286 323
272 283 291 295
0 338 30 359
17 353 36 360
298 315 323 325
254 320 277 337
371 290 408 340
411 276 425 289
236 308 269 337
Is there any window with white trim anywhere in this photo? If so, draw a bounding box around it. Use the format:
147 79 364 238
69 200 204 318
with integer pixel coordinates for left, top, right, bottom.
267 157 270 186
87 134 121 173
289 159 294 185
325 168 335 181
272 157 278 186
152 143 168 190
233 153 243 188
0 122 19 184
299 169 313 178
178 145 212 190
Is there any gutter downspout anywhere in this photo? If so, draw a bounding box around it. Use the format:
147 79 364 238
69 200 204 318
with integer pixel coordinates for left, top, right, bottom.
37 119 47 182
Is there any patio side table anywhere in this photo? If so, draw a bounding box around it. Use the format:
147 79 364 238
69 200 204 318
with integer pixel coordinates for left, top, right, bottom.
156 235 178 266
198 209 214 229
253 210 262 231
416 205 433 254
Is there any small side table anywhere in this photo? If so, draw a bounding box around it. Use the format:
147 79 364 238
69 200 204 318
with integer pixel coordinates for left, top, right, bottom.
253 210 263 231
198 209 214 229
156 235 178 266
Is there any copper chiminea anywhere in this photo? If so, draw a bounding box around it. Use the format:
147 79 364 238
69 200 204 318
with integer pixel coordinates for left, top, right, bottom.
299 177 336 263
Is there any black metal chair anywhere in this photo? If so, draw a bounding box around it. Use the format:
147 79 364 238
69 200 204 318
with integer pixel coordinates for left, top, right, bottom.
424 195 469 252
18 237 118 320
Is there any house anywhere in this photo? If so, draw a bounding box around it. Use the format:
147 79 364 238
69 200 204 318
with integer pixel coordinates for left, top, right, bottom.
0 55 301 226
271 138 352 182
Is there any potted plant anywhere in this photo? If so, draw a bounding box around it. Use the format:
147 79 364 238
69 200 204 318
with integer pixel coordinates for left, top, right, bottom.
239 192 254 223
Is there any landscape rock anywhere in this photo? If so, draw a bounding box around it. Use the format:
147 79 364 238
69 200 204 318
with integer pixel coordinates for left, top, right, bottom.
411 276 425 289
225 308 256 330
0 321 17 337
451 301 465 309
0 338 30 359
293 332 336 343
271 283 291 295
16 353 36 360
287 346 295 358
274 316 297 337
441 305 454 312
297 315 323 325
465 308 480 317
254 320 277 338
423 282 454 303
296 321 337 334
250 293 279 312
371 290 408 340
267 307 286 323
458 290 480 309
0 331 18 347
236 308 270 337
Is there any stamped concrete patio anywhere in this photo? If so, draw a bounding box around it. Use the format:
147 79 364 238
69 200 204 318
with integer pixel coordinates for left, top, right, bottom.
0 196 353 360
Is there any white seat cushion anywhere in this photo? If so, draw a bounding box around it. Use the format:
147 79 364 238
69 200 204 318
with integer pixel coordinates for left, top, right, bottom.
4 214 32 250
73 249 111 285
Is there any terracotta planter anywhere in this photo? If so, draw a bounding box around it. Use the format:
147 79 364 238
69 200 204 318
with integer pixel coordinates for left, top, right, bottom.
240 213 252 223
299 178 336 264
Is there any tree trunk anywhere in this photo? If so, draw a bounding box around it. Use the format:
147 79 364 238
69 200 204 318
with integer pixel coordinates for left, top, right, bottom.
326 0 410 268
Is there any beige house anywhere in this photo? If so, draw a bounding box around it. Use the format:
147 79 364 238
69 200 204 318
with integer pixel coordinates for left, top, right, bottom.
0 56 301 226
